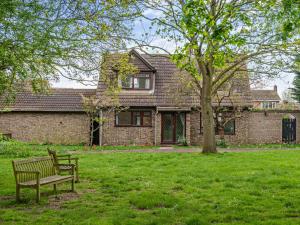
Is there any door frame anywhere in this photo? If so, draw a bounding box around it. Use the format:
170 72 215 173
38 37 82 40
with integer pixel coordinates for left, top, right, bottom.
161 112 186 144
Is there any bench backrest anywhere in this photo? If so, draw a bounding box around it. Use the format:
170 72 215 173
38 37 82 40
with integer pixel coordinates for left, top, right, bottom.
12 157 56 183
47 149 58 164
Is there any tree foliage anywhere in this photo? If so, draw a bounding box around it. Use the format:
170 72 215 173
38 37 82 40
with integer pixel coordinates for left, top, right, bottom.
291 57 300 103
82 53 138 146
136 0 300 152
0 0 137 102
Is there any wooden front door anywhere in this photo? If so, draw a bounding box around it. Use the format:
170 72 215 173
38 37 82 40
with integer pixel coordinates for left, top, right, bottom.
161 112 186 144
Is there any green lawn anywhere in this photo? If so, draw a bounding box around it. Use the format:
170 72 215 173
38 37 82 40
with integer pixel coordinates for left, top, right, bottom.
1 144 300 224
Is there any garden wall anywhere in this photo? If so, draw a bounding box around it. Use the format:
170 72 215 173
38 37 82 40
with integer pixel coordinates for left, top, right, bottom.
0 112 90 145
248 110 300 144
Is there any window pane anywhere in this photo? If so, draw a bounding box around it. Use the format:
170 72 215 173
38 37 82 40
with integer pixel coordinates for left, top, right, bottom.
143 112 151 126
145 78 150 89
133 77 150 89
176 113 185 142
224 120 235 135
122 76 132 88
116 111 131 125
133 112 141 126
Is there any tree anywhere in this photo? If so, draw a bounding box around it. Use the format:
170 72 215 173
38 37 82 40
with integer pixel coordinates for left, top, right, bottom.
134 0 300 153
0 0 137 103
290 56 300 102
82 53 138 146
282 88 294 102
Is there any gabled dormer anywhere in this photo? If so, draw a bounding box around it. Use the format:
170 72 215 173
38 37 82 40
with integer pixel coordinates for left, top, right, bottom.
120 50 156 93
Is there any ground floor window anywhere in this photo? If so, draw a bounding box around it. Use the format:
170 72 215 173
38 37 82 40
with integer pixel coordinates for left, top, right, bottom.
215 117 235 135
115 110 152 127
199 111 235 135
223 119 235 135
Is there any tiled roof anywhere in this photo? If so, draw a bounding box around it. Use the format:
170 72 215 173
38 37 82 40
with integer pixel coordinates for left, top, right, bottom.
251 89 281 101
96 51 253 107
0 88 96 112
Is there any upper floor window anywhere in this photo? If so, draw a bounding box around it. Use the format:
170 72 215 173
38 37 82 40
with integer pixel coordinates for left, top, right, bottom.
121 74 151 90
262 101 277 109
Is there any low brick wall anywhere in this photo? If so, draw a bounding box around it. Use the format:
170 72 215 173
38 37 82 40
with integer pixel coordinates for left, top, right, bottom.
248 111 300 144
0 112 90 145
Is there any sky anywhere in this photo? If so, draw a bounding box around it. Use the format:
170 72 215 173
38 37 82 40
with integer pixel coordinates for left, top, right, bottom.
51 8 296 99
51 67 295 98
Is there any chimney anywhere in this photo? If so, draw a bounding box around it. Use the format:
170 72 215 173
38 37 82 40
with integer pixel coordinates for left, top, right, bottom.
274 85 277 92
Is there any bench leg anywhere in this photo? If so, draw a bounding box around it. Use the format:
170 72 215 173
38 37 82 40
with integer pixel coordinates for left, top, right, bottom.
76 166 79 183
71 179 75 192
36 185 40 203
54 184 57 195
16 185 20 202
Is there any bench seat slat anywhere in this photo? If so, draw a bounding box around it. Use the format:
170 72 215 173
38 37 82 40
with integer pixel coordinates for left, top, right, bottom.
19 175 73 187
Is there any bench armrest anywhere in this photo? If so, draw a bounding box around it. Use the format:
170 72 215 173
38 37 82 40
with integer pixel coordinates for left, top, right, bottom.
56 155 78 165
56 154 72 158
55 164 75 175
57 157 78 161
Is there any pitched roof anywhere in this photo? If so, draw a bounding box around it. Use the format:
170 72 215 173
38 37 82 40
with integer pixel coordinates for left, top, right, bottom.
0 88 96 112
251 89 281 101
96 51 253 107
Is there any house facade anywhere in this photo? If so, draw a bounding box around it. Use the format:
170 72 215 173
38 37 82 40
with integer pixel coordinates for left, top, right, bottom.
1 50 300 145
251 86 281 109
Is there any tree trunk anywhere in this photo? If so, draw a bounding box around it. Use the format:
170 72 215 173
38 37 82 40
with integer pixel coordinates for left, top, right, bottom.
89 117 94 149
201 73 217 153
99 110 103 146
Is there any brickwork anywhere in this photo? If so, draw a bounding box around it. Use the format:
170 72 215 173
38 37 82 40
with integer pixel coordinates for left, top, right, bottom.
0 112 90 145
185 113 191 145
190 110 250 145
2 110 300 146
102 110 155 145
248 111 300 144
154 112 161 145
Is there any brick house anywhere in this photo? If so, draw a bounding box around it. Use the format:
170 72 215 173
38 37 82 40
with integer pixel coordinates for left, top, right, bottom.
0 50 299 145
251 86 281 109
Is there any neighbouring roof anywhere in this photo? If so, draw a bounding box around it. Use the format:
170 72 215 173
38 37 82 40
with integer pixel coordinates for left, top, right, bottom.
0 88 96 112
251 89 281 101
96 50 253 107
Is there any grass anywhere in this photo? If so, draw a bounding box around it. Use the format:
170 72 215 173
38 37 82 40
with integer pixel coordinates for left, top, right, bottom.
1 142 300 224
0 140 158 158
227 143 300 149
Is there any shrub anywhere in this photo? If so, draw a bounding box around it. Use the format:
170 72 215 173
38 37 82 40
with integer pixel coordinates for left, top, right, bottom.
217 139 228 148
178 137 188 146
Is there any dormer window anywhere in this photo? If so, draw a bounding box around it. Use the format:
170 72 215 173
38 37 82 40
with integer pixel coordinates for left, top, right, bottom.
121 74 151 90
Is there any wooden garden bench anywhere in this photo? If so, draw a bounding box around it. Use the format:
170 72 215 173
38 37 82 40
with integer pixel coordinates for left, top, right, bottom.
12 156 75 203
47 149 79 182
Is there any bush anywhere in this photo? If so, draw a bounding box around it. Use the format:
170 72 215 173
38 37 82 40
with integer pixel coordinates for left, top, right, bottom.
217 139 228 148
178 137 188 146
0 140 46 158
0 133 11 142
